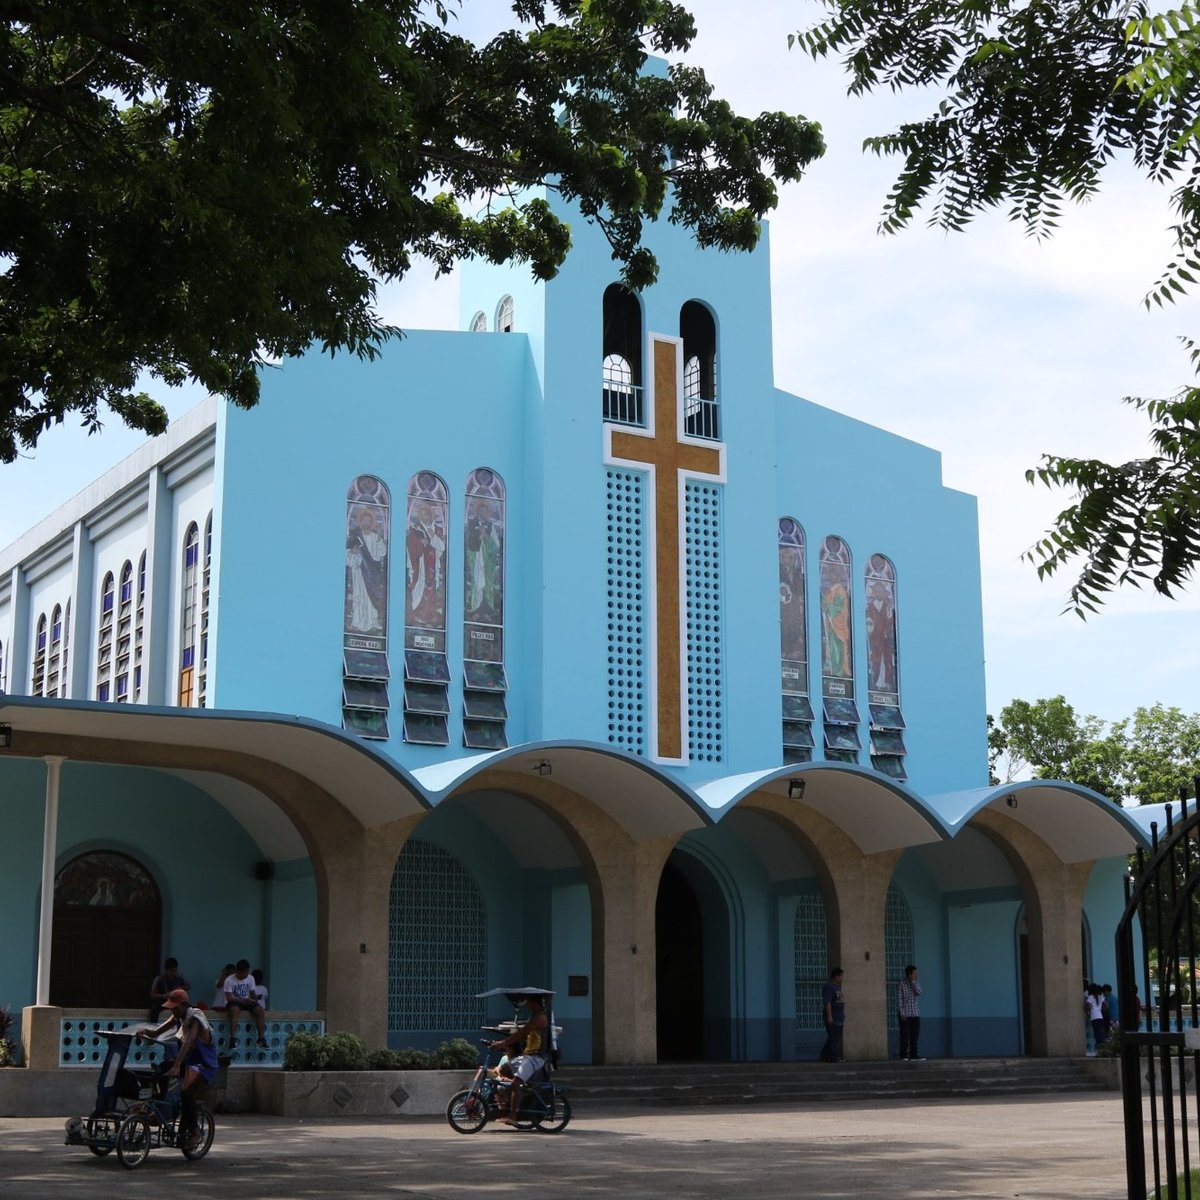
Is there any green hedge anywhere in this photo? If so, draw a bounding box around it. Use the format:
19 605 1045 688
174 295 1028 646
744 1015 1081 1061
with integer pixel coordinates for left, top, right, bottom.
283 1032 478 1072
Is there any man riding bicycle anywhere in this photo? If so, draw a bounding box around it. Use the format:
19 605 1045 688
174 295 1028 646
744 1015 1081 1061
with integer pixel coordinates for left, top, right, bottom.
490 993 549 1126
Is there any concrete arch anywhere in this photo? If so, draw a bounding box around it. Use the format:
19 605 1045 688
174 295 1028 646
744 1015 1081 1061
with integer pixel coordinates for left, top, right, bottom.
424 766 682 1063
416 740 712 839
934 780 1146 861
703 761 950 854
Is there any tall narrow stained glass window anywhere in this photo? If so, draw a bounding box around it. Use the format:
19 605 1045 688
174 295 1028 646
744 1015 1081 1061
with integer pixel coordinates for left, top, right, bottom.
343 476 391 739
779 518 813 764
62 598 70 697
178 524 199 706
32 613 47 696
403 472 450 744
866 554 907 779
47 604 62 697
462 468 508 749
198 513 212 708
96 572 114 701
819 535 860 763
115 561 133 702
134 552 146 700
0 637 5 692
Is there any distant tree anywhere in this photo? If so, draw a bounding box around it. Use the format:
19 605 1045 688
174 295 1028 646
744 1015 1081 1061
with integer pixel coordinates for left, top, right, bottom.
0 0 823 461
793 0 1200 614
990 695 1122 796
1111 702 1200 806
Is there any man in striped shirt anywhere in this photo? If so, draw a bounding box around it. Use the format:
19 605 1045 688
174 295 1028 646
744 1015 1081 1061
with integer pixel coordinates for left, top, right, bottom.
897 964 924 1060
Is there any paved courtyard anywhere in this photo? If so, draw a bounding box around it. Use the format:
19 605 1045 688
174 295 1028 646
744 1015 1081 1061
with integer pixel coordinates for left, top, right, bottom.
0 1094 1130 1199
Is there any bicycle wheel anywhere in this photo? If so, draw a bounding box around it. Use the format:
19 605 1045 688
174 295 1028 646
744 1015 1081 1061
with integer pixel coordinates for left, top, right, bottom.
115 1113 152 1169
535 1094 572 1133
181 1104 215 1160
446 1089 489 1134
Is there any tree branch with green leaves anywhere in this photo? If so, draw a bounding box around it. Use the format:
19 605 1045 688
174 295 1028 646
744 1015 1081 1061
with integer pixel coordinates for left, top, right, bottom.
0 0 824 461
794 0 1200 614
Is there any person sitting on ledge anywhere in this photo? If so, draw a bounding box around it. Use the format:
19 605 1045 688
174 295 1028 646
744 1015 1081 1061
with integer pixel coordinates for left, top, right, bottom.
224 959 268 1048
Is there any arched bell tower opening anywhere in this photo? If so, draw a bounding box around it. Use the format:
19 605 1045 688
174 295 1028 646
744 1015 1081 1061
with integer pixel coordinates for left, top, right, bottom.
602 283 644 426
680 300 718 439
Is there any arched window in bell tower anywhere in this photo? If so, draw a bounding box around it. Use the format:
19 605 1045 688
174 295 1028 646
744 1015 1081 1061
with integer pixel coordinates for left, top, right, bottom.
602 283 644 426
680 301 718 439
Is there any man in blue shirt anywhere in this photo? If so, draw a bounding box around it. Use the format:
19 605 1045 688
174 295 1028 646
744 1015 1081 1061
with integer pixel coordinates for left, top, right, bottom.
820 967 845 1062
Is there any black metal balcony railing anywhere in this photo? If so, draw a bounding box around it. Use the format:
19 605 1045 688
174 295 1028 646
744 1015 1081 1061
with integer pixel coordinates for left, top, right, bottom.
602 380 644 427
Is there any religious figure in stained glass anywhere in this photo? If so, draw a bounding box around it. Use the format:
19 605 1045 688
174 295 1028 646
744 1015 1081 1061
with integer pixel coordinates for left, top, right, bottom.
345 476 390 650
820 536 853 684
866 554 899 702
778 518 807 691
55 851 158 907
464 468 505 663
406 472 448 649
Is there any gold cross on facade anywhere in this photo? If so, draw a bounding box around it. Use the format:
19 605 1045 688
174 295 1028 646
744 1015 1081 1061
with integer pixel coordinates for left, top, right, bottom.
604 334 726 763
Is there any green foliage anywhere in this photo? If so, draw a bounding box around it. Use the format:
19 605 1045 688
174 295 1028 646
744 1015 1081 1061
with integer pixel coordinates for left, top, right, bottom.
283 1030 369 1071
992 695 1122 796
0 1 823 461
434 1037 481 1068
0 1005 15 1066
990 696 1200 803
792 0 1200 611
287 1031 479 1071
367 1046 434 1070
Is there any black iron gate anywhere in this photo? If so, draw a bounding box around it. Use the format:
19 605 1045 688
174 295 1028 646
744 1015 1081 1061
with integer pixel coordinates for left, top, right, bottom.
1118 784 1200 1199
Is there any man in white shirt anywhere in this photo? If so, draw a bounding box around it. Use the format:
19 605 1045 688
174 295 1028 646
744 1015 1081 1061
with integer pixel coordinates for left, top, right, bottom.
225 958 267 1048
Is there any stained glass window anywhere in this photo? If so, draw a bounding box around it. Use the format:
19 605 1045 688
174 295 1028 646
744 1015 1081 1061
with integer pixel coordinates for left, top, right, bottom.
199 513 212 708
820 535 858 762
463 468 508 750
96 572 115 702
55 850 159 908
115 561 133 703
344 476 391 740
32 613 47 696
403 472 449 744
178 525 199 706
134 552 146 701
779 517 811 764
47 604 62 697
62 599 70 697
866 554 907 779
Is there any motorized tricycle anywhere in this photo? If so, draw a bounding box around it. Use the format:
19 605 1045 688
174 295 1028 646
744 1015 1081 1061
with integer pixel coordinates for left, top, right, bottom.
446 986 570 1134
64 1029 217 1168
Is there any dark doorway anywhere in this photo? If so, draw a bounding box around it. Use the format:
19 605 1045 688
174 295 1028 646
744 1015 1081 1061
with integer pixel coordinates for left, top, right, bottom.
1018 928 1032 1055
50 851 161 1007
656 859 704 1060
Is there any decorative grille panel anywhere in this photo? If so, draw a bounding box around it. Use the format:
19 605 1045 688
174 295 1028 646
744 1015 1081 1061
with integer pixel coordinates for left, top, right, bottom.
606 469 646 756
388 840 486 1031
794 893 828 1034
884 884 915 1034
685 482 724 763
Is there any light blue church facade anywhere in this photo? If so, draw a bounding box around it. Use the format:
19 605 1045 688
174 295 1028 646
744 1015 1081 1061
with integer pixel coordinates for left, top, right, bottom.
0 187 1147 1070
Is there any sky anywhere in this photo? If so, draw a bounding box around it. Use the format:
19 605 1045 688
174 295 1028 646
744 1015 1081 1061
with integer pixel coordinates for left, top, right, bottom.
1 0 1196 727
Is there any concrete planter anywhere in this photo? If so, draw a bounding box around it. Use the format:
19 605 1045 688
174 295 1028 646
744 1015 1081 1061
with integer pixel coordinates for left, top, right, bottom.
250 1069 472 1118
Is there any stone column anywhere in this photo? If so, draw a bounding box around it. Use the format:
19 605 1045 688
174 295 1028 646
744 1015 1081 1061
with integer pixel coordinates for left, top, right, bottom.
589 835 676 1064
319 815 421 1048
974 808 1092 1056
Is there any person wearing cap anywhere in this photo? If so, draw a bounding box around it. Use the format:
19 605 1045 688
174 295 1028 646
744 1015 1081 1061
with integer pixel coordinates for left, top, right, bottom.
138 988 218 1150
490 994 549 1126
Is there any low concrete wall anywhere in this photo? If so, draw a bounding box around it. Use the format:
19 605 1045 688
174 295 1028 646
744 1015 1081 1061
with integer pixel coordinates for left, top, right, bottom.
252 1070 472 1117
0 1068 470 1118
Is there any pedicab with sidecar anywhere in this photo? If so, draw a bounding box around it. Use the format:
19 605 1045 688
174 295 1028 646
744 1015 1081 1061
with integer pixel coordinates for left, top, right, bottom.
63 1028 219 1168
446 986 571 1133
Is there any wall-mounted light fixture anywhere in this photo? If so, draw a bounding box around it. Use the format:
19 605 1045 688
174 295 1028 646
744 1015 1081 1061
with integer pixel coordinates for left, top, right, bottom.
1006 795 1019 809
0 724 11 749
788 778 806 801
534 760 552 777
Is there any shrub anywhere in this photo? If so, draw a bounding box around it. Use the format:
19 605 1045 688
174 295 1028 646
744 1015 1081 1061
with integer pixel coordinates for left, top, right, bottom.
435 1038 480 1069
0 1006 16 1067
284 1031 473 1072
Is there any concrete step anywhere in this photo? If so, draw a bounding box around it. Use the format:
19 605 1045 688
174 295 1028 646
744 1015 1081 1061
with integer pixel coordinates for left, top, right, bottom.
555 1057 1114 1106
